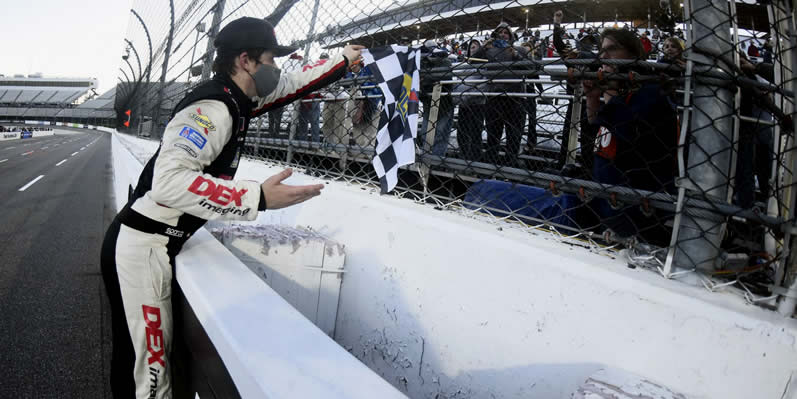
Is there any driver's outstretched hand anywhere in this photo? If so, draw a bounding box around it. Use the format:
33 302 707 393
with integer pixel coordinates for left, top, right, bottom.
260 168 324 210
343 44 366 64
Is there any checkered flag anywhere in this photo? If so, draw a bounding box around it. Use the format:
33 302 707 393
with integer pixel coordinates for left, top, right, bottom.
361 45 421 194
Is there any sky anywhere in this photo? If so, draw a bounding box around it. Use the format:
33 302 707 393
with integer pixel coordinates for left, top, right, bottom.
0 0 391 97
0 0 132 94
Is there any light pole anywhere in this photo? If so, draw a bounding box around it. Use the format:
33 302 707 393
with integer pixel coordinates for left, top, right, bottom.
301 0 321 62
152 0 175 139
131 9 153 82
122 56 137 83
188 22 206 82
123 39 142 81
201 0 227 81
119 68 132 87
130 10 151 137
525 9 529 31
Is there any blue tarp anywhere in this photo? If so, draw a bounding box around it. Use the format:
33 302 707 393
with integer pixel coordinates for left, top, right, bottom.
464 180 579 228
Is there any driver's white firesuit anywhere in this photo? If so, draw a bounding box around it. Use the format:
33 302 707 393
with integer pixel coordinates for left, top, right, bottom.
101 53 348 399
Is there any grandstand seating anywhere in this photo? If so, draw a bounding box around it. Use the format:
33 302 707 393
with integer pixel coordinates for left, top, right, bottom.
0 77 95 106
15 90 39 103
32 90 57 103
0 76 113 123
0 87 87 106
78 87 116 110
0 90 22 103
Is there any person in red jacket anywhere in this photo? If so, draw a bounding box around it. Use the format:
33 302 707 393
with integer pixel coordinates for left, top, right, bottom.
747 41 760 57
639 31 652 56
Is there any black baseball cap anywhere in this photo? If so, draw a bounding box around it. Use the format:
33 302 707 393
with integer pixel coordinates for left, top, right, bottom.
214 17 297 57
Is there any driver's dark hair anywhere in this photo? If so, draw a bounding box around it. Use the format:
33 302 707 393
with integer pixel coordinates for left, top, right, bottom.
212 48 267 76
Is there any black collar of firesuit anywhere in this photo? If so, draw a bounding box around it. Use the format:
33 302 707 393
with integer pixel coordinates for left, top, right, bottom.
211 73 255 118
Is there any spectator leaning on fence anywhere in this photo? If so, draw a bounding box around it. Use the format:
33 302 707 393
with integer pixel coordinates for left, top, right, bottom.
761 39 773 64
552 10 598 173
269 53 304 138
640 31 653 57
344 60 382 151
736 53 780 210
296 55 326 142
473 21 527 166
582 28 678 242
418 39 455 157
100 16 364 399
454 39 487 162
747 40 760 58
659 36 685 69
519 41 542 152
655 36 686 112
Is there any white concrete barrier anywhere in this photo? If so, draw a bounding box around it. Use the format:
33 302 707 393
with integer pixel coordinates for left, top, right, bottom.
230 164 797 399
1 132 20 141
114 132 797 399
111 132 405 398
0 130 55 141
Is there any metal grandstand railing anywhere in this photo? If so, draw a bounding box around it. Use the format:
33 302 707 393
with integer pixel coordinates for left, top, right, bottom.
119 0 797 318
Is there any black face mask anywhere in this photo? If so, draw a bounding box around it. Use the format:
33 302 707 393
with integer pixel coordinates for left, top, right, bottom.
248 62 281 97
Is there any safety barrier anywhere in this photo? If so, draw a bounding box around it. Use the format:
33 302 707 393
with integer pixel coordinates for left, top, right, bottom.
0 130 55 141
114 130 797 399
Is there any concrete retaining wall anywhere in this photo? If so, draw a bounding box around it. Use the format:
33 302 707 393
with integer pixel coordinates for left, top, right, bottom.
114 132 797 399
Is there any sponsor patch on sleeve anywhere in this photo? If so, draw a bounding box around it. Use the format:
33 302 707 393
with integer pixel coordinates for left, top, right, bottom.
179 126 207 149
173 142 198 158
190 108 216 132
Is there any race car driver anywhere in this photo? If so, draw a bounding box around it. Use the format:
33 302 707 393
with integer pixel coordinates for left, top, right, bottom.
100 16 364 398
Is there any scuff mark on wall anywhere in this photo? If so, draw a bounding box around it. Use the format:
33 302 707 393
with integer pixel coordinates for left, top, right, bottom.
209 224 345 258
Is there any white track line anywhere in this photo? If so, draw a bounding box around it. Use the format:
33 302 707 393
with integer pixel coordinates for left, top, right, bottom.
21 151 33 156
71 152 78 156
19 175 44 191
0 159 7 163
56 159 67 166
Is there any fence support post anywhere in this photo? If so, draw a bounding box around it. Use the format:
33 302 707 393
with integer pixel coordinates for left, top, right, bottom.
418 82 442 193
254 117 265 156
566 86 582 165
287 105 299 164
672 0 735 276
340 86 359 171
775 0 797 316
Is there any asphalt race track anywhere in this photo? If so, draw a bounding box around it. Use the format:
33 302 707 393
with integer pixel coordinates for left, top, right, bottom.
0 130 112 397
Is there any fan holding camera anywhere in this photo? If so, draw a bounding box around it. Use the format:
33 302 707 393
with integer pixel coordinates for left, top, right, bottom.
581 27 679 243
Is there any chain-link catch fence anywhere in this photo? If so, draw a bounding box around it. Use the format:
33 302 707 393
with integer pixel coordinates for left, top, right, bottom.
118 0 797 316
